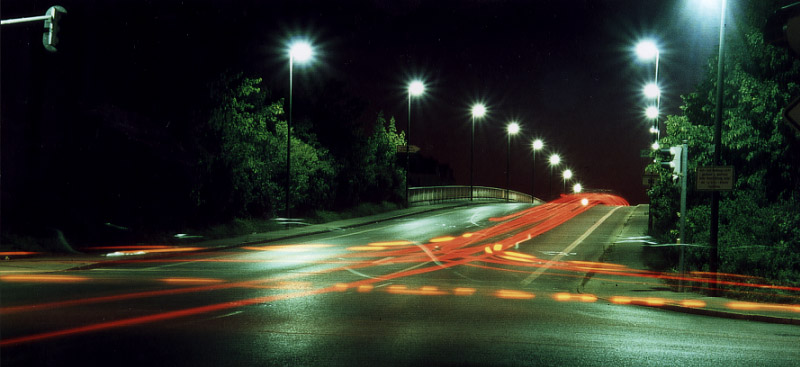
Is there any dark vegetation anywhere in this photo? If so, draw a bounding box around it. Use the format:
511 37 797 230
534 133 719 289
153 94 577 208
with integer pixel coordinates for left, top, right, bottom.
647 1 800 295
1 70 408 249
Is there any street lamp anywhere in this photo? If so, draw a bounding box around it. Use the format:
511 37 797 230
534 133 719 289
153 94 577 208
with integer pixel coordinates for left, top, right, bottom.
285 40 314 219
470 103 487 201
531 139 544 199
548 153 561 200
704 0 728 290
644 82 661 99
562 168 573 194
573 182 582 194
406 80 425 206
645 106 659 120
506 121 521 202
636 40 661 140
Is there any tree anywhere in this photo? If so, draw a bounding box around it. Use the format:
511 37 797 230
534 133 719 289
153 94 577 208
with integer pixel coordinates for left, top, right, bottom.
363 112 406 202
194 73 335 219
648 1 800 286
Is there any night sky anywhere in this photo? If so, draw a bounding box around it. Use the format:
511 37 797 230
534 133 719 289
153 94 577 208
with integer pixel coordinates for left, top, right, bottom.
2 0 730 209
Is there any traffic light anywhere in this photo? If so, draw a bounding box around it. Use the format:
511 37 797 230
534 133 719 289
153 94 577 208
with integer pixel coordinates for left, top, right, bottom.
668 146 682 176
658 145 682 181
42 6 67 52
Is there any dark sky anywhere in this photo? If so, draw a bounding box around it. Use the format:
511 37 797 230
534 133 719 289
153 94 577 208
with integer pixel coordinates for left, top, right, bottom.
2 0 729 205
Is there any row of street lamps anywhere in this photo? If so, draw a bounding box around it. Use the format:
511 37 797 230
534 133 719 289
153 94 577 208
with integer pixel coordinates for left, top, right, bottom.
635 39 662 148
285 40 582 216
464 101 580 203
633 0 729 290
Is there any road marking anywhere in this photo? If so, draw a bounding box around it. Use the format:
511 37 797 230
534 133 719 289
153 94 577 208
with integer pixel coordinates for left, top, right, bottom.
521 206 623 286
209 311 243 320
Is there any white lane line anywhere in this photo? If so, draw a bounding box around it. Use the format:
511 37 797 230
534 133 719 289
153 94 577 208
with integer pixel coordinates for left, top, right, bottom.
521 206 623 286
343 267 385 280
209 311 243 320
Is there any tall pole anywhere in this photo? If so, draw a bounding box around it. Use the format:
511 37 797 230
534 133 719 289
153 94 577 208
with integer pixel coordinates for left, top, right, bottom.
654 51 660 140
406 92 411 206
531 149 536 198
710 0 727 294
506 133 511 202
549 165 553 200
679 141 688 291
286 55 294 219
470 115 475 201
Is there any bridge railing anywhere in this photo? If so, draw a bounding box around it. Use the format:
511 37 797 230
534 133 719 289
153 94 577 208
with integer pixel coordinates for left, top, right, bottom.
409 185 541 205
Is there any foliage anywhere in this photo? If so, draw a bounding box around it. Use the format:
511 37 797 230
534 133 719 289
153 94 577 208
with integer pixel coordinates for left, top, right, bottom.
193 73 406 222
194 73 335 219
647 1 800 287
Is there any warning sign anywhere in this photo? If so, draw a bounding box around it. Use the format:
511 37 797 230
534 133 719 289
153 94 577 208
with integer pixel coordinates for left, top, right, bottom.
696 166 734 191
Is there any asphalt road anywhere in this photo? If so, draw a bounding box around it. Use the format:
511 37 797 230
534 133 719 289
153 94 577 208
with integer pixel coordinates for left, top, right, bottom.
2 200 799 366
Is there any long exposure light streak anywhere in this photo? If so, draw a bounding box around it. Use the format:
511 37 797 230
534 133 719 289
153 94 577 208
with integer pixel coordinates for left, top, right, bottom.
3 193 798 347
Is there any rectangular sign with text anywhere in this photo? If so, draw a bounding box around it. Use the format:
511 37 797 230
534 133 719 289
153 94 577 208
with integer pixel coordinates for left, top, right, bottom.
696 166 734 191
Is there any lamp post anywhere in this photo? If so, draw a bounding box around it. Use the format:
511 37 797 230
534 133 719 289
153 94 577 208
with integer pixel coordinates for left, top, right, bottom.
470 103 486 201
709 0 728 292
531 139 544 199
506 122 520 202
636 40 661 140
562 169 573 194
548 153 561 200
573 182 582 194
406 80 425 206
286 40 313 219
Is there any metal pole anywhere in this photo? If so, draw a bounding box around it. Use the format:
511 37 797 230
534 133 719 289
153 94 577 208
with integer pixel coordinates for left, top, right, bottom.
710 0 727 295
679 141 688 291
470 115 475 201
654 51 661 140
406 92 411 207
531 150 536 199
0 15 50 25
286 56 293 219
506 133 510 202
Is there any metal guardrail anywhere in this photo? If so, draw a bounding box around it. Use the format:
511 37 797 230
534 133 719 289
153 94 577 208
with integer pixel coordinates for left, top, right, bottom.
408 185 541 205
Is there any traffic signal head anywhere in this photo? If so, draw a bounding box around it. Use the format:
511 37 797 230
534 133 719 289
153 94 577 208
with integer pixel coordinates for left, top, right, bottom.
42 6 67 52
668 146 682 176
657 145 682 181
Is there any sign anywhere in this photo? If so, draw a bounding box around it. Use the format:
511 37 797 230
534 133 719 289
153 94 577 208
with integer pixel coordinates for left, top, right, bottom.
642 172 658 187
785 95 800 133
395 145 420 154
696 166 734 191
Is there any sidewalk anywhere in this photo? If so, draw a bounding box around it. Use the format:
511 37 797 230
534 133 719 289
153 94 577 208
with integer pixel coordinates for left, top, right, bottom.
0 201 478 274
580 204 800 325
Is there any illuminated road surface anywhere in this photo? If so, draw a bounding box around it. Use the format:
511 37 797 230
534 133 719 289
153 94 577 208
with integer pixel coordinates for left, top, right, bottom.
2 195 799 366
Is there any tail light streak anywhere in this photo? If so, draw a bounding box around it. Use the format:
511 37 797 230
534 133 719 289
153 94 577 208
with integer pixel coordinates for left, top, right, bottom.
3 194 798 347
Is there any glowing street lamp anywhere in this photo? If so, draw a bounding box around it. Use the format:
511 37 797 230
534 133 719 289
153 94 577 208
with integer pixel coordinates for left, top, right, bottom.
646 106 659 120
562 168 573 193
405 80 425 206
573 183 583 194
636 40 661 141
644 82 661 99
285 40 315 219
470 103 487 200
548 153 561 200
506 121 521 202
531 139 544 198
635 40 659 61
